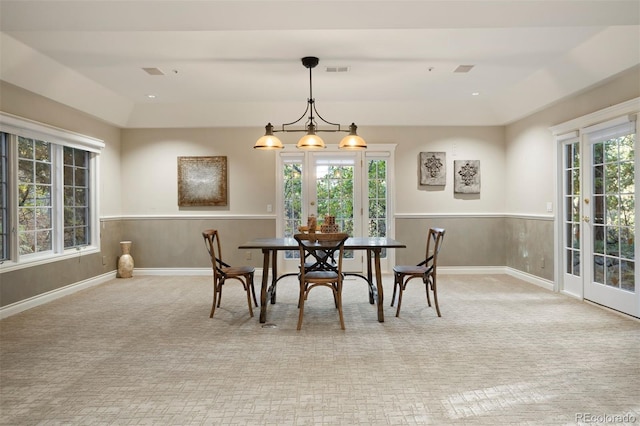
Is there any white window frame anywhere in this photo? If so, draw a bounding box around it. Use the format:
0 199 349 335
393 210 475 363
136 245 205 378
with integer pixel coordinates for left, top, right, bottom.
0 112 104 272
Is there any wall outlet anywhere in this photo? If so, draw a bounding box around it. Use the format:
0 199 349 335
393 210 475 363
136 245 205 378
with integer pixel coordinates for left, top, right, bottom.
267 204 273 213
246 251 252 260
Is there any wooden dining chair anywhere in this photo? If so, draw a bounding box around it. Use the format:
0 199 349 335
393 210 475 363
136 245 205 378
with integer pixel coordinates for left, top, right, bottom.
202 229 258 318
294 232 349 330
391 227 446 317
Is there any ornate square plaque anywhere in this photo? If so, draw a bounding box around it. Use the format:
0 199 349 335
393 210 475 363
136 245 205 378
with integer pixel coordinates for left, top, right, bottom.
420 152 446 185
177 156 228 206
454 160 480 194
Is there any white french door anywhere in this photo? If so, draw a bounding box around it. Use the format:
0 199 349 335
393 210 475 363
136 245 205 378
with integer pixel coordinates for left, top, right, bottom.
560 116 639 317
276 145 395 274
583 120 638 316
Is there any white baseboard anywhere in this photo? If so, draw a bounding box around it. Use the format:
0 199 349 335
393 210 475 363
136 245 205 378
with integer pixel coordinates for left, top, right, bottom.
0 271 117 319
438 266 507 275
439 265 555 291
134 268 213 276
505 268 555 291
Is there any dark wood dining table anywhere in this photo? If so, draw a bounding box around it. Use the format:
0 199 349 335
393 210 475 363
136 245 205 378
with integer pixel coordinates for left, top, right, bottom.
238 237 406 323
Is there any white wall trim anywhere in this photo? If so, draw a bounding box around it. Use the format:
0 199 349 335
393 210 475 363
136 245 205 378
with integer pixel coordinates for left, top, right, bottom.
101 213 556 222
134 268 213 276
396 213 553 220
505 267 555 292
0 111 105 153
101 214 275 221
0 271 116 319
549 97 640 135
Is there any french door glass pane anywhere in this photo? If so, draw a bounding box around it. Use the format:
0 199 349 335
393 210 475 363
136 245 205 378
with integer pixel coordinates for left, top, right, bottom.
592 133 635 292
564 142 581 277
283 159 303 260
316 161 354 235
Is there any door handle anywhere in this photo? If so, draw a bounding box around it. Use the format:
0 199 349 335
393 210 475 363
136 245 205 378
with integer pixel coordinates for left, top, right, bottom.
583 216 590 223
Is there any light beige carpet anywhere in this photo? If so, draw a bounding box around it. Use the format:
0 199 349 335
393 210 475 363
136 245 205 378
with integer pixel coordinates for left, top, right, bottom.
1 274 639 425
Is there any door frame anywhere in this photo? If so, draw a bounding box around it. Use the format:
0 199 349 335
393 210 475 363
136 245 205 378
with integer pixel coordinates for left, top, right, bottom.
552 98 640 317
275 144 397 274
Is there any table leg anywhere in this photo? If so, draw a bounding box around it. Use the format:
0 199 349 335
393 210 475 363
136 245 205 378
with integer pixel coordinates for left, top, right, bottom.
373 248 384 322
259 249 270 323
270 249 278 304
366 249 375 304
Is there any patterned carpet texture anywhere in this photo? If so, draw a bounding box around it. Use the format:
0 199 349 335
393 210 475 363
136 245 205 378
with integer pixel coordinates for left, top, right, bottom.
1 274 639 425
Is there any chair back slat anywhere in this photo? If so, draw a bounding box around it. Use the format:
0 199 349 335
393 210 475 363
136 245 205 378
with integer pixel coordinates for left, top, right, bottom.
202 229 225 277
425 227 446 271
294 233 349 274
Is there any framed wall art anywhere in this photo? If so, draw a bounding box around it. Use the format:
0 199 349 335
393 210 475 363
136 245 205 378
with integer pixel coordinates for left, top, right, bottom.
454 160 480 194
177 156 228 206
420 152 446 185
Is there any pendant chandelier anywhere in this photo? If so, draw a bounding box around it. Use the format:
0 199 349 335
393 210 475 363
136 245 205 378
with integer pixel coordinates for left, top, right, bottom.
254 56 367 150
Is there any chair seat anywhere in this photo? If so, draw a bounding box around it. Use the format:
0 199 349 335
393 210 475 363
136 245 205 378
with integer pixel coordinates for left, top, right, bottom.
222 266 255 275
393 265 429 275
304 270 340 281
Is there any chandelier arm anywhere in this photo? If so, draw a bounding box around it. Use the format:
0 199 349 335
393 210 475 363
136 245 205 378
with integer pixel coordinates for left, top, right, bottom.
275 101 312 131
312 101 344 131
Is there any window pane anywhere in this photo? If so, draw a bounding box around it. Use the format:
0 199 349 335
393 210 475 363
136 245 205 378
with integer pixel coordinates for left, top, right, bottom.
63 147 91 248
34 141 50 161
64 165 73 186
0 133 7 260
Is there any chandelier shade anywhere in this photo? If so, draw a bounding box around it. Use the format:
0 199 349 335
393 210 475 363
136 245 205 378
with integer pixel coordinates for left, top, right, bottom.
254 123 284 149
339 123 367 150
254 56 366 150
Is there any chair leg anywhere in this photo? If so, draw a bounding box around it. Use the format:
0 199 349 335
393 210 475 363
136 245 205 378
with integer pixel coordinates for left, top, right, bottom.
244 277 254 317
390 273 399 307
250 274 259 307
336 284 345 330
424 279 432 307
297 281 306 330
430 276 441 317
209 280 218 318
395 278 405 317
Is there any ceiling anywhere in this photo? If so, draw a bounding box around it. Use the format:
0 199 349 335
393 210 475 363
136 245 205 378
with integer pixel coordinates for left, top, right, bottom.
1 1 639 130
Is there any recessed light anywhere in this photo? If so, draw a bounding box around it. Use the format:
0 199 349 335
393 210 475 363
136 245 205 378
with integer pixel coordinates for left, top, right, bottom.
142 67 165 76
472 92 480 96
146 94 156 99
455 65 475 73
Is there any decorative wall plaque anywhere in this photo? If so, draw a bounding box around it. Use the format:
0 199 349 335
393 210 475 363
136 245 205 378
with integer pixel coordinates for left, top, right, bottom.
420 152 446 185
177 156 228 206
454 160 480 194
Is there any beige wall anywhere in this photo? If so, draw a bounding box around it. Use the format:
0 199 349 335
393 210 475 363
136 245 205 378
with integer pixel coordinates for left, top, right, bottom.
505 65 640 215
121 128 277 216
371 126 506 214
1 65 639 308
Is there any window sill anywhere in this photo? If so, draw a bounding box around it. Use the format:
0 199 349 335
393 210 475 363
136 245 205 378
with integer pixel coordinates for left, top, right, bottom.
0 246 100 273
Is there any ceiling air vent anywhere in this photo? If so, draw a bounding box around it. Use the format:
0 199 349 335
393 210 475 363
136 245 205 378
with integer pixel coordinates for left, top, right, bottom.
142 67 165 76
325 66 350 73
454 65 474 73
